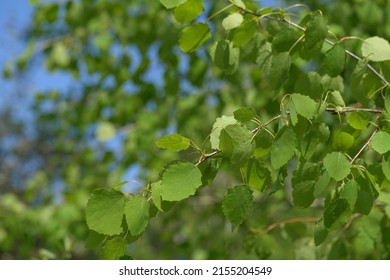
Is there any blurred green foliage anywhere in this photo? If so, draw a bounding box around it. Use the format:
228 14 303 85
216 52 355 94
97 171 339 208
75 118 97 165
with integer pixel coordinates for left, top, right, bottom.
1 0 390 259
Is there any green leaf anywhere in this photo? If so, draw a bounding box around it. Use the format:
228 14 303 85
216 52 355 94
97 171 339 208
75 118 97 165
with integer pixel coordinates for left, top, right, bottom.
86 230 106 249
382 155 390 181
269 52 291 89
290 93 317 120
323 198 352 230
371 131 390 154
160 0 186 9
232 19 257 47
94 33 112 52
100 237 127 260
96 121 116 141
272 28 299 53
220 124 254 166
155 133 191 152
256 41 272 75
51 42 70 67
210 40 240 74
329 90 345 107
385 94 390 114
179 23 210 52
292 181 315 208
303 13 328 58
174 0 203 23
294 71 323 100
233 107 256 122
245 159 270 191
86 189 126 235
229 0 246 9
355 188 374 215
362 36 390 62
332 131 354 151
314 220 328 246
300 131 319 160
222 13 244 30
342 180 359 209
210 116 237 149
271 127 297 169
323 152 350 181
222 185 253 228
124 196 149 236
323 44 346 77
151 181 163 212
161 162 202 201
348 111 370 130
313 172 331 197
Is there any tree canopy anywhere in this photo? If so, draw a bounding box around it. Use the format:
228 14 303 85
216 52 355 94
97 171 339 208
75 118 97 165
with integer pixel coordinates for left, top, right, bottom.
1 0 390 260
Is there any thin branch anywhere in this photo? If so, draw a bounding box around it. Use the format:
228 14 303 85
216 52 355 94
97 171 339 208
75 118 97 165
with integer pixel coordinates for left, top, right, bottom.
196 114 282 166
252 114 282 134
195 150 221 167
350 128 378 165
326 107 384 114
250 217 321 234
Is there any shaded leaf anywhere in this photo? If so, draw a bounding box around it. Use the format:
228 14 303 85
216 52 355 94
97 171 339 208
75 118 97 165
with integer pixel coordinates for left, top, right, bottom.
323 44 346 77
233 107 256 122
292 181 315 208
269 52 291 89
324 198 352 230
313 172 331 197
222 185 253 228
271 127 297 169
124 196 149 236
210 116 237 149
303 13 328 58
342 180 359 209
100 237 127 260
314 220 328 246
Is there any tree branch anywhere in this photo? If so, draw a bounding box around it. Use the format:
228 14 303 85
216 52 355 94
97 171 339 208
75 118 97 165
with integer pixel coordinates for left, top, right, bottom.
250 217 321 234
350 127 378 165
325 107 384 114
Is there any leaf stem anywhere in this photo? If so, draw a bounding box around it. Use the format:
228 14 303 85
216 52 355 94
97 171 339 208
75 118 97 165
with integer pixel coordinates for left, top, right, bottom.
350 128 378 165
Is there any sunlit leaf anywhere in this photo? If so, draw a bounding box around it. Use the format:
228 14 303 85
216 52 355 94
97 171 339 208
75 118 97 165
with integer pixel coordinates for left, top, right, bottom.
161 162 202 201
155 133 191 152
323 152 350 181
362 36 390 62
179 23 210 52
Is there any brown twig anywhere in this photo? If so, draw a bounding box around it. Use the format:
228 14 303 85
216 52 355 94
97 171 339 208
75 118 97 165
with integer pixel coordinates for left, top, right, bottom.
250 217 321 234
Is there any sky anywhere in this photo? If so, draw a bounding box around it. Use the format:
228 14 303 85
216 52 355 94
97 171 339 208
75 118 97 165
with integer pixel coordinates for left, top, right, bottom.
0 0 285 194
